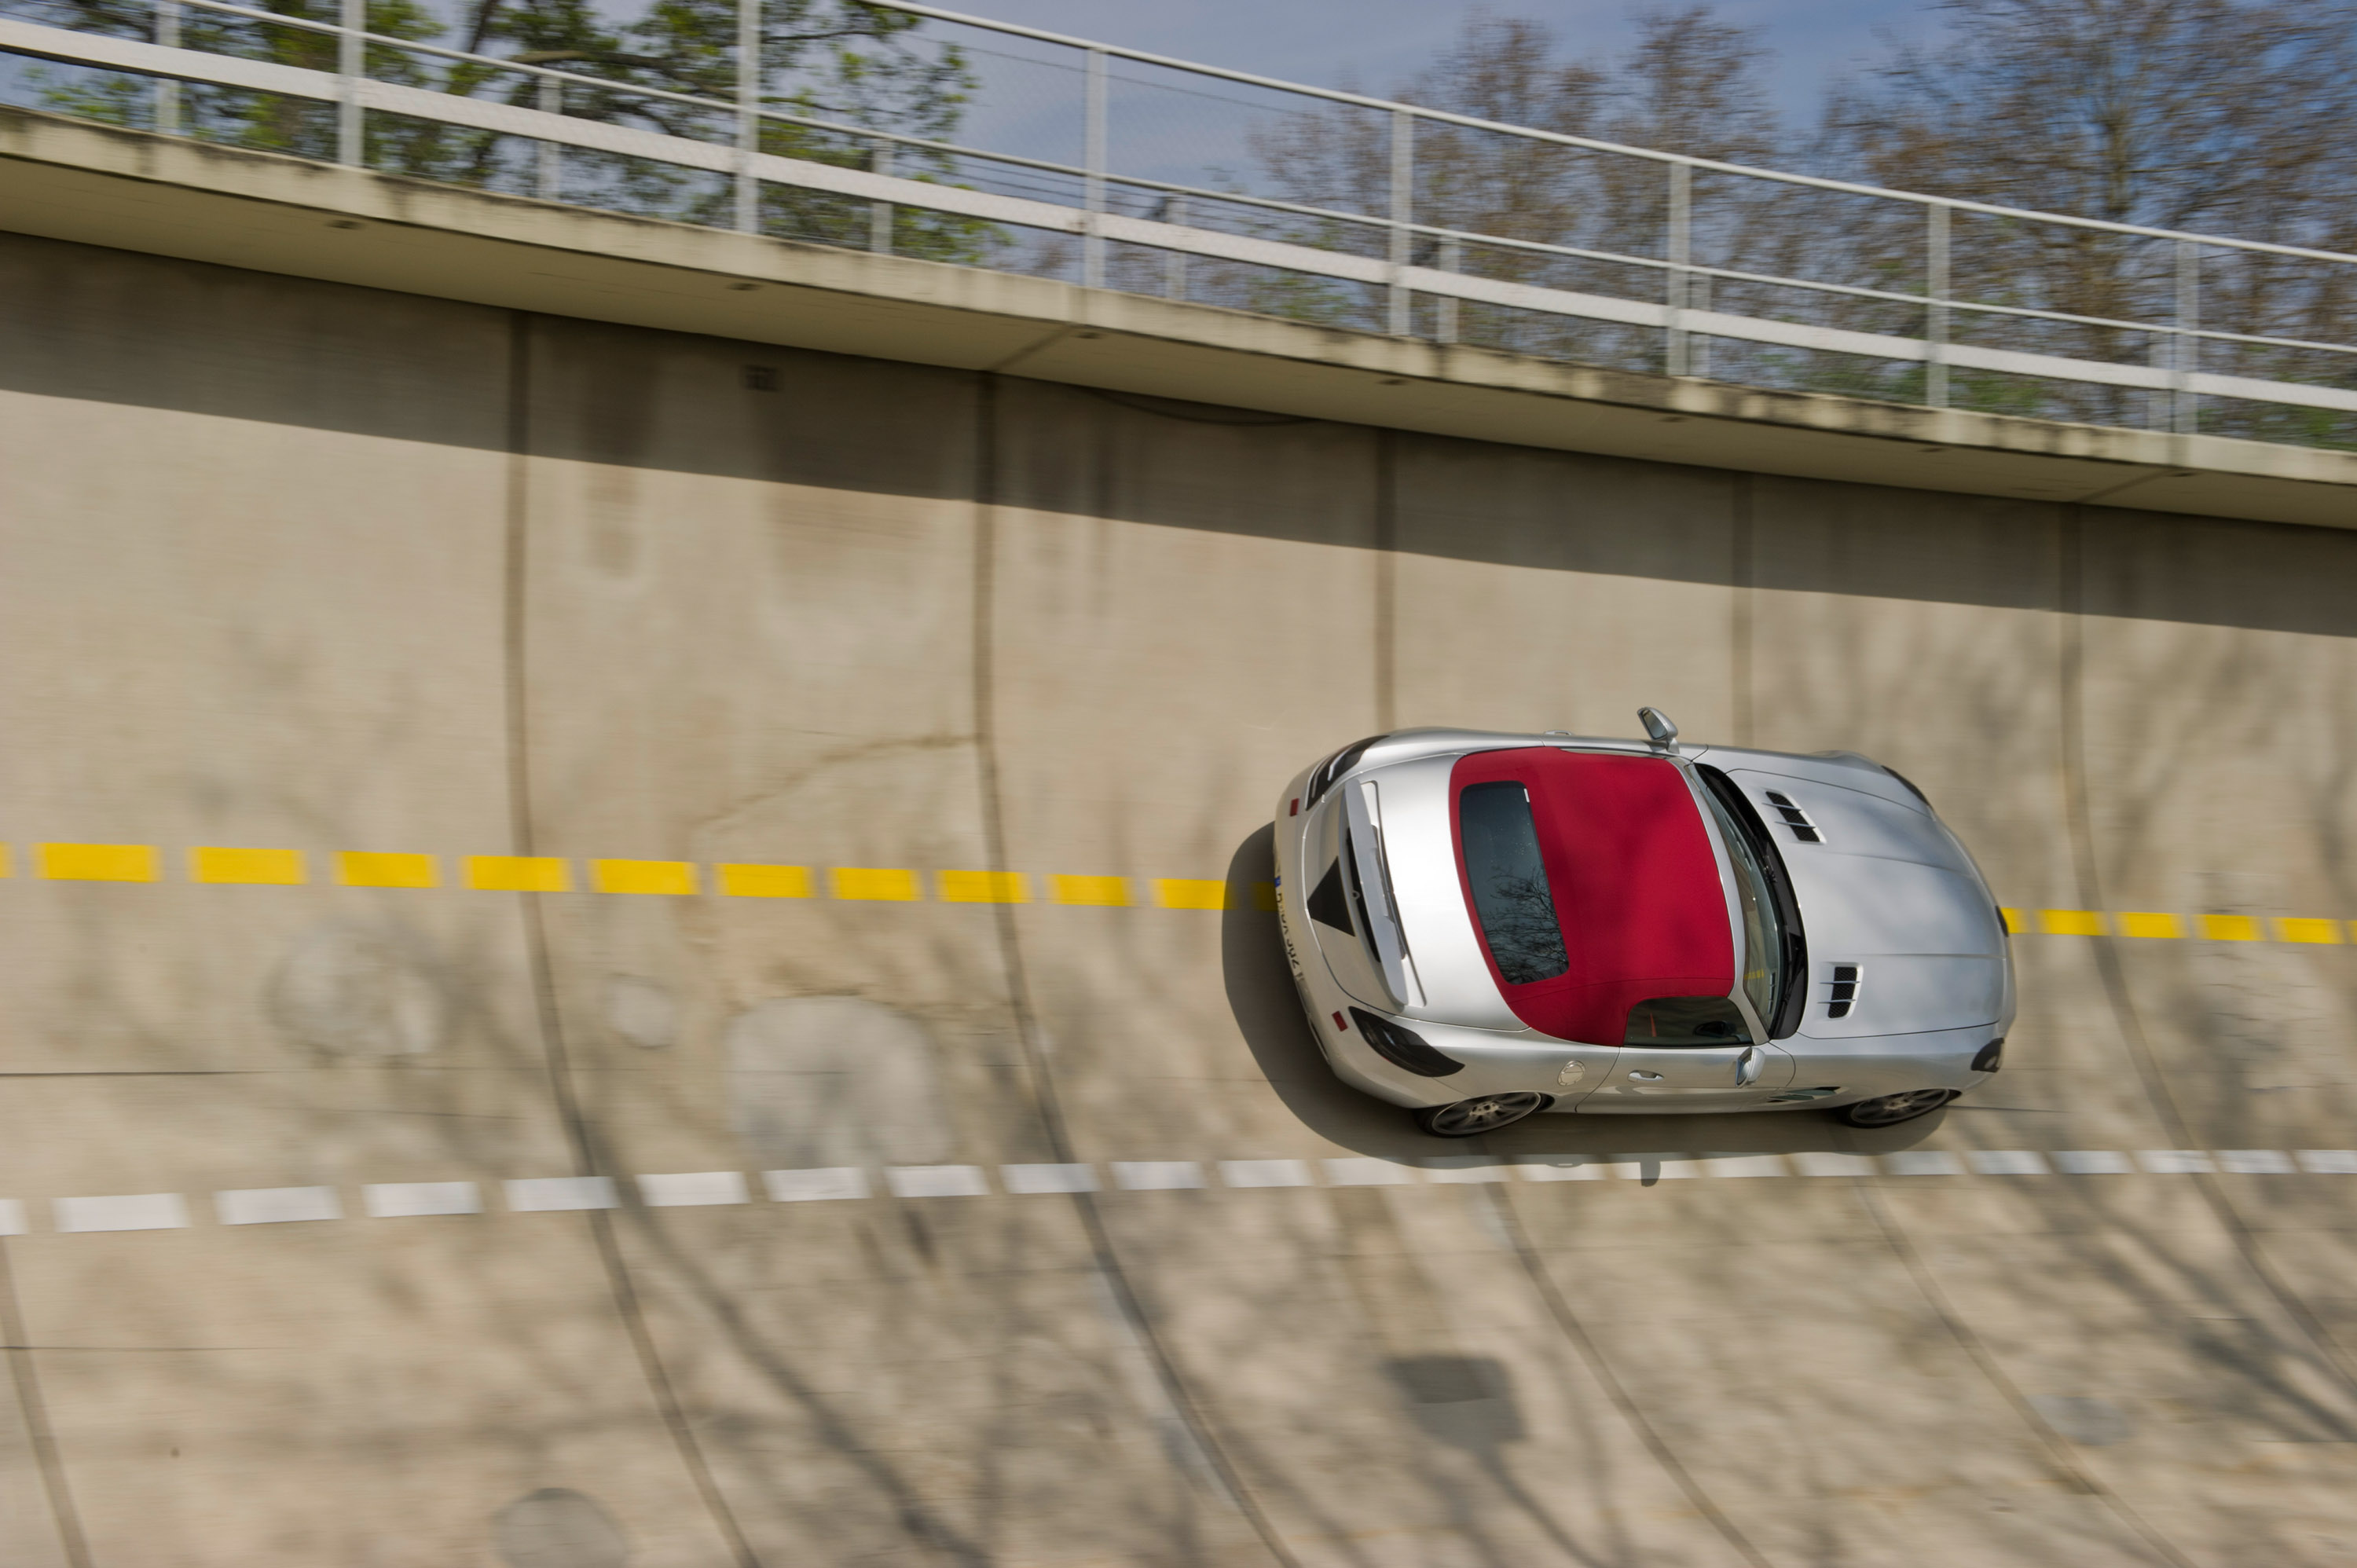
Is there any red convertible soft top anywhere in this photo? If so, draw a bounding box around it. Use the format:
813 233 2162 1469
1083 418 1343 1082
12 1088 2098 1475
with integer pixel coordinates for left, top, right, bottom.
1450 748 1733 1045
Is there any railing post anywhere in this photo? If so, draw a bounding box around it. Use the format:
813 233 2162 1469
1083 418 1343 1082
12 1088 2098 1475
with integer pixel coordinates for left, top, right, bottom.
335 0 362 165
153 0 180 134
1689 271 1711 379
535 74 562 200
1436 233 1460 345
1665 159 1691 376
1926 202 1950 408
1083 46 1106 290
1388 108 1413 336
734 0 759 233
2174 238 2199 435
870 137 894 255
1163 194 1186 300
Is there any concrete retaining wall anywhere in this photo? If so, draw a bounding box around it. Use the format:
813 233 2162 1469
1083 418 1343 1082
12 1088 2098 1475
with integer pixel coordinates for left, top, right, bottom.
5 228 2357 1566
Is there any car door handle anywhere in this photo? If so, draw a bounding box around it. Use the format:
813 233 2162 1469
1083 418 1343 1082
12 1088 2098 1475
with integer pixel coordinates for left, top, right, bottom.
1736 1046 1761 1086
1628 1071 1664 1082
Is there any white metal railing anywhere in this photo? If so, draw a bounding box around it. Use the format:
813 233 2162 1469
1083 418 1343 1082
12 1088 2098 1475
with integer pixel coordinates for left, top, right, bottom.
5 0 2355 440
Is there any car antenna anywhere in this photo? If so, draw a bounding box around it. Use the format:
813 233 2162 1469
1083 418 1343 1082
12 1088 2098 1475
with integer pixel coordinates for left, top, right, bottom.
1637 706 1679 749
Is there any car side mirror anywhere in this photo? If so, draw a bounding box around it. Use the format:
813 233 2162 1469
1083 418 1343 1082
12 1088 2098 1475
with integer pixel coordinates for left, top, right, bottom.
1638 706 1679 748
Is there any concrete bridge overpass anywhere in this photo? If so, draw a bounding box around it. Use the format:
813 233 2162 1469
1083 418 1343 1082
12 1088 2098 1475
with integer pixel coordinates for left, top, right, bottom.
3 65 2357 1568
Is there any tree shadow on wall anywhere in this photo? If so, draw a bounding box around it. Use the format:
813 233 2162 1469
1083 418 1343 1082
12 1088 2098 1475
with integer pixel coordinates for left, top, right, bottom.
1380 1357 1610 1568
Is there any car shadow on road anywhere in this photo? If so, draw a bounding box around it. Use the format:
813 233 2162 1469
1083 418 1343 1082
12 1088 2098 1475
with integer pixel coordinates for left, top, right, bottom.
1221 824 1945 1163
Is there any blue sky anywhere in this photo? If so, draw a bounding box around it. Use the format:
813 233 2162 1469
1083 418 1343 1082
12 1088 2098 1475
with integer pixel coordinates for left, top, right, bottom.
941 0 1948 127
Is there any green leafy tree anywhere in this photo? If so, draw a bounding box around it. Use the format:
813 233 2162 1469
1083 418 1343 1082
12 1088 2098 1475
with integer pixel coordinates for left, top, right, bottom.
31 0 992 260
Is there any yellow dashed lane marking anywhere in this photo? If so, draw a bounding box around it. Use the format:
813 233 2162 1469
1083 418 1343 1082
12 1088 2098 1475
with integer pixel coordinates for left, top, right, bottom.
1156 878 1228 910
190 846 306 885
718 863 811 898
467 855 570 893
834 867 918 901
593 859 698 896
11 846 2357 950
340 852 438 888
940 870 1027 903
39 844 158 882
1053 874 1130 907
0 846 10 877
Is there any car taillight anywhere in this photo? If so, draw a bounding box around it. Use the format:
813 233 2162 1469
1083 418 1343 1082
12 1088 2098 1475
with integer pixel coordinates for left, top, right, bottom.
1346 1007 1465 1078
1332 1012 1347 1031
1290 798 1299 816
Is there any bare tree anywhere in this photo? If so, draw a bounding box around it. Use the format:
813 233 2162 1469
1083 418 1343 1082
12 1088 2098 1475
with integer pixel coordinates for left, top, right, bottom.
1820 0 2357 430
1235 0 2352 437
1242 8 1783 365
1603 6 1778 163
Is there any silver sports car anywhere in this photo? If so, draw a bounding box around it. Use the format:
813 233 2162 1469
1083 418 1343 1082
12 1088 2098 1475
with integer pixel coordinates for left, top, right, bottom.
1273 713 2014 1137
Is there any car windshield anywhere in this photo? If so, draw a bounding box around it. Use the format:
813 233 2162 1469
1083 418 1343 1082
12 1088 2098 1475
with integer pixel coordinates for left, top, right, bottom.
1700 786 1783 1025
1458 780 1570 984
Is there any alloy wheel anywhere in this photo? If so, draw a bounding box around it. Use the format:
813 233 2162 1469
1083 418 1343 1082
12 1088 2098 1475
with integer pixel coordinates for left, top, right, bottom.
1420 1091 1546 1138
1840 1089 1957 1127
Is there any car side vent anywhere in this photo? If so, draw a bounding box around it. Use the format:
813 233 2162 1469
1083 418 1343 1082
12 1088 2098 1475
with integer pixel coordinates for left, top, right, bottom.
1306 859 1354 935
1346 1007 1464 1078
1762 790 1823 842
1827 964 1861 1019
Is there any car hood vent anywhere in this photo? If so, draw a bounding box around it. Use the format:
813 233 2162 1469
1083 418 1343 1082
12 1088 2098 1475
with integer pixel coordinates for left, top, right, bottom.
1827 963 1861 1018
1763 789 1823 842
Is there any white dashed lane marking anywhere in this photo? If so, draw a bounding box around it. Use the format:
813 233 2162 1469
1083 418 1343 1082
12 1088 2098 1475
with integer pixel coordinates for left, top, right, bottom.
1001 1163 1099 1194
1324 1157 1415 1186
884 1165 991 1199
365 1181 481 1217
764 1167 867 1201
638 1171 750 1207
6 1150 2351 1238
1706 1156 1791 1178
1112 1161 1203 1190
1514 1159 1608 1182
216 1185 341 1225
53 1193 189 1233
1884 1151 1966 1176
1423 1158 1514 1183
505 1176 618 1211
1216 1160 1312 1189
1791 1152 1879 1178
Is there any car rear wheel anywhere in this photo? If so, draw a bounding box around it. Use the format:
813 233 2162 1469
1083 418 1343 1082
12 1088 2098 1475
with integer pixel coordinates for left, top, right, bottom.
1413 1092 1548 1138
1836 1089 1958 1127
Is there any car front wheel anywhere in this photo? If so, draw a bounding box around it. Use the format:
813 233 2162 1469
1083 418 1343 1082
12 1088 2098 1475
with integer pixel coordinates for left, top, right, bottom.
1413 1092 1548 1138
1836 1089 1958 1127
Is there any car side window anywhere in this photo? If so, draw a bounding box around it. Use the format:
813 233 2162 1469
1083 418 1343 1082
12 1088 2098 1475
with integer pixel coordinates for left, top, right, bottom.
1626 995 1753 1046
